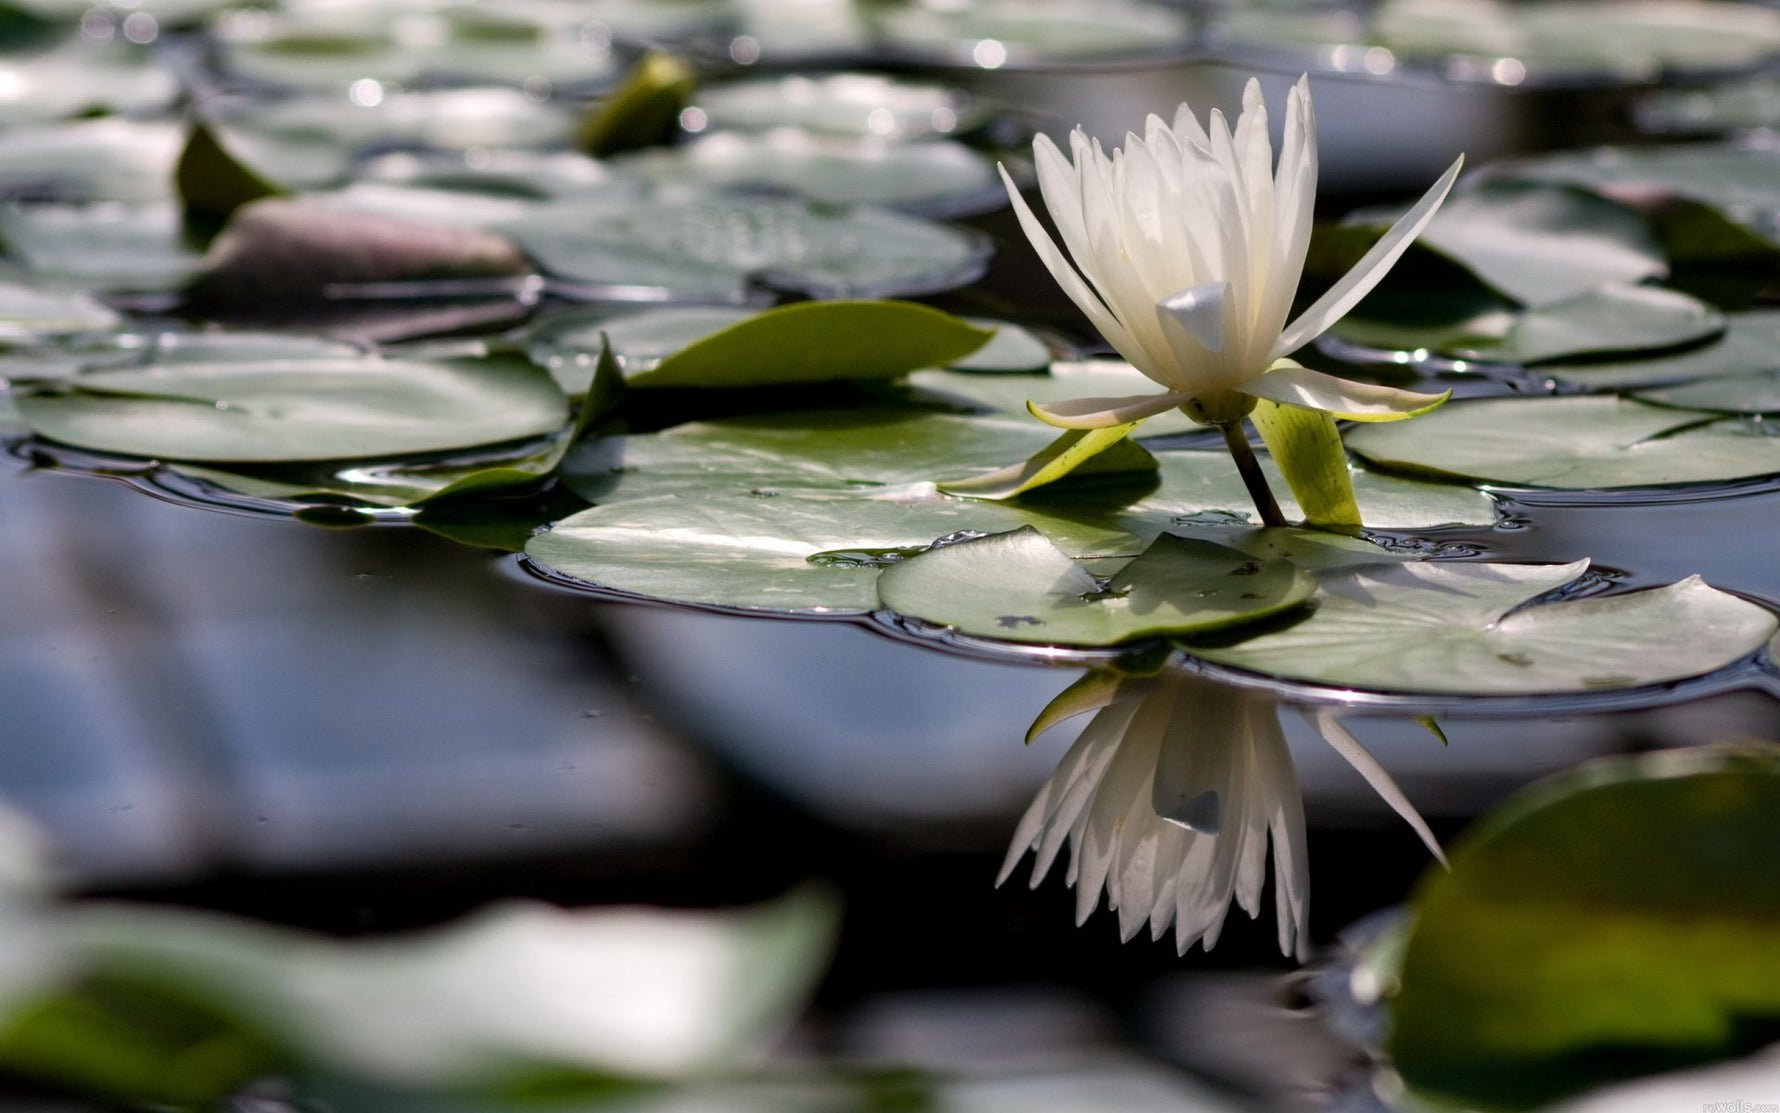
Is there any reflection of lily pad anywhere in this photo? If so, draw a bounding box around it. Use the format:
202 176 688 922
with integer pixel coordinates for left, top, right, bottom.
1347 396 1780 489
1392 746 1780 1109
17 355 567 463
1197 559 1775 694
877 528 1315 646
526 490 1139 614
510 196 990 301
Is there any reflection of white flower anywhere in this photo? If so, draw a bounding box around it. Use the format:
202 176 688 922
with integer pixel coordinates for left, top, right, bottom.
1000 77 1461 431
1002 672 1442 960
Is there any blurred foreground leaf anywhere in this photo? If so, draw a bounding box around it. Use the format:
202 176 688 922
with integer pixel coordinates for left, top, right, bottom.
1391 745 1780 1109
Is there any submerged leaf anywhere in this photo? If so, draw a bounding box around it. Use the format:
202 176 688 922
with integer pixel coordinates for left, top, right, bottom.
938 424 1153 499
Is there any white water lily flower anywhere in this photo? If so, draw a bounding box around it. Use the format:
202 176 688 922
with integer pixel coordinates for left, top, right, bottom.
1002 672 1443 960
1001 76 1462 431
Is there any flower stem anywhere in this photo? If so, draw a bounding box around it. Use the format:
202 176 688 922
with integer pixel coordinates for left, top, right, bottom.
1219 421 1287 528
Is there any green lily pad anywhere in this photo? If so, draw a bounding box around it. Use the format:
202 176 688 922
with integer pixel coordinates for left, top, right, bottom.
508 196 990 301
529 304 755 393
0 32 177 127
690 73 985 139
526 489 1140 615
869 0 1192 64
560 409 1063 503
1346 396 1780 489
16 353 568 463
612 131 1001 214
946 319 1054 372
626 300 992 389
906 361 1200 435
1504 143 1780 244
1633 372 1780 413
0 117 181 204
1351 181 1666 308
1455 282 1723 365
0 201 207 292
1131 449 1498 531
1546 310 1780 389
0 281 118 339
1196 559 1776 694
1392 746 1780 1109
876 528 1315 647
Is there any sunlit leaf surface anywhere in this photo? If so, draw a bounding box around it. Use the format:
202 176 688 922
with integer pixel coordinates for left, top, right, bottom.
1196 560 1775 694
876 528 1314 646
1347 396 1780 489
17 354 568 462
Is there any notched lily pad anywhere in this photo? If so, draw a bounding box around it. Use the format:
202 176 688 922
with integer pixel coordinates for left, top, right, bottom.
1196 559 1776 694
1454 282 1723 365
876 528 1315 646
1346 395 1780 489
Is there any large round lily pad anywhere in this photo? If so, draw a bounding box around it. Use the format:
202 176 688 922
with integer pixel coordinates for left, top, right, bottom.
16 355 568 463
526 490 1139 615
876 528 1315 646
1346 396 1780 489
1196 559 1775 695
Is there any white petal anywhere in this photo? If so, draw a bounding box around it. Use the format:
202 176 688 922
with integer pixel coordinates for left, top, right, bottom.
1307 709 1446 867
1155 280 1230 356
1027 390 1194 429
1237 361 1450 420
1258 76 1318 356
998 162 1133 357
1271 153 1464 359
1171 99 1211 149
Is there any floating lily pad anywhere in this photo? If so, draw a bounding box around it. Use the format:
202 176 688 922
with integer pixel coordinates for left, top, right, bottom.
946 319 1054 372
0 32 177 127
1131 450 1498 531
0 117 181 204
526 489 1139 615
869 0 1192 64
1351 181 1666 307
1346 396 1780 489
612 131 1002 214
907 361 1200 435
1455 282 1723 365
561 409 1061 503
529 304 755 392
220 86 580 159
626 300 992 389
16 354 568 463
0 201 207 292
509 196 991 301
1392 746 1780 1109
1504 143 1780 241
0 281 119 339
1374 0 1780 79
690 74 985 138
1196 559 1776 694
876 528 1315 647
1633 372 1780 413
1546 309 1780 389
